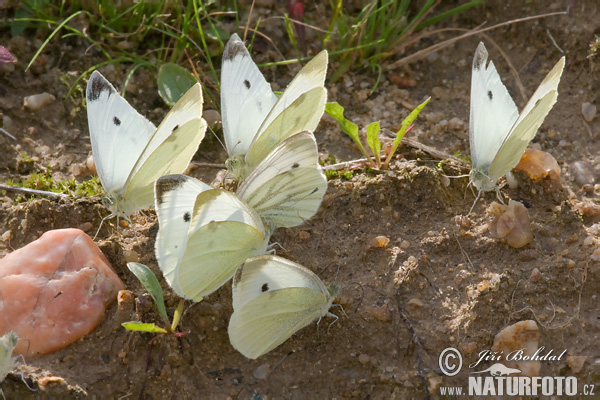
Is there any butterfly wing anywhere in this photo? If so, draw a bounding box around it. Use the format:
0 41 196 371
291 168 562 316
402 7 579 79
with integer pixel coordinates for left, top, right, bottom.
244 51 328 174
469 42 519 190
174 189 269 301
237 132 327 229
154 175 212 295
221 33 278 158
120 84 206 215
86 71 157 198
228 255 334 359
487 56 565 182
0 331 17 381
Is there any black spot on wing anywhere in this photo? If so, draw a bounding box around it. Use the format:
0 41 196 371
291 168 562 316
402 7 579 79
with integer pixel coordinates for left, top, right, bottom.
488 90 493 100
172 124 179 133
291 162 300 169
183 212 191 222
113 116 121 126
261 283 269 292
87 71 114 102
244 80 251 89
309 187 319 195
155 175 188 206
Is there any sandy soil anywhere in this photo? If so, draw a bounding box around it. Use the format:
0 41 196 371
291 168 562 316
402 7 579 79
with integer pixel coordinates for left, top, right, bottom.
0 0 599 398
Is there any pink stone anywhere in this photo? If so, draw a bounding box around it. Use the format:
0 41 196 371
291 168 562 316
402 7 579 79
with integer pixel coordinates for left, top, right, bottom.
492 320 540 376
488 200 533 248
0 229 125 359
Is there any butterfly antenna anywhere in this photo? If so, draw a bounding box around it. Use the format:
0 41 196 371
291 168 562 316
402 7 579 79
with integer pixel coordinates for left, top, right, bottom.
207 125 227 152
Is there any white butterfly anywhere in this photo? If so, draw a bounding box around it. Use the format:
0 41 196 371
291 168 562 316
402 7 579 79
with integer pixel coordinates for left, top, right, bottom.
221 33 328 180
228 255 340 359
86 71 207 221
469 42 565 194
154 131 327 301
0 331 17 383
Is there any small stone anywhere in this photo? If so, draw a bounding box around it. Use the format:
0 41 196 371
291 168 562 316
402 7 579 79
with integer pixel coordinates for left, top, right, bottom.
407 298 423 307
298 231 311 241
488 200 533 248
23 93 56 111
566 355 586 373
530 267 541 280
428 376 443 392
461 342 478 355
86 155 97 176
583 236 595 246
400 240 410 249
358 353 370 364
369 235 390 248
514 148 561 191
364 302 392 322
455 215 471 228
581 102 596 122
71 163 87 179
565 259 576 269
38 376 68 392
203 109 221 127
123 249 139 263
0 229 125 358
568 161 595 187
492 320 540 376
78 222 93 233
253 363 270 379
116 290 135 323
591 248 600 261
0 230 12 242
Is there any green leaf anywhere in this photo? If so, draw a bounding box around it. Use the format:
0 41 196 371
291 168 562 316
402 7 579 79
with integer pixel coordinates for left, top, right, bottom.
384 96 431 168
121 321 168 333
366 121 381 168
157 63 197 106
325 102 373 165
127 263 169 326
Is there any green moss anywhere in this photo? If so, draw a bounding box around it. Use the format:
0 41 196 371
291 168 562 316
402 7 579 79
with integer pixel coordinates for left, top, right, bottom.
8 167 103 200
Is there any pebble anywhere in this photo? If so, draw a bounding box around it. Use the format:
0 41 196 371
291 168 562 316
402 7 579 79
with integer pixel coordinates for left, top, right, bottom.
298 231 310 241
529 267 541 280
568 161 595 186
591 248 600 261
492 320 540 376
203 109 221 127
407 298 423 307
0 228 125 358
78 222 93 233
358 354 370 364
86 154 97 176
123 249 139 263
253 363 270 379
581 102 596 122
583 236 594 246
566 355 587 373
487 200 533 248
23 93 56 111
364 302 392 322
400 240 410 249
514 148 561 191
369 235 389 248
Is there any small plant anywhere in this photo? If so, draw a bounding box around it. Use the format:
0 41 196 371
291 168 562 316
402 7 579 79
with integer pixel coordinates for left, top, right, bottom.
5 168 103 199
326 97 430 169
589 35 600 60
122 262 185 335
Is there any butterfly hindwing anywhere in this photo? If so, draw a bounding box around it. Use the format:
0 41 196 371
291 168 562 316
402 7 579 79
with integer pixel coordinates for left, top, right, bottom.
237 132 327 229
171 189 270 301
228 255 337 359
488 56 565 181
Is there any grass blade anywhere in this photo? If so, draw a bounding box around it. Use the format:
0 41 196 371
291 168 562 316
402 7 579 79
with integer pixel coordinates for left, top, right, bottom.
127 262 169 327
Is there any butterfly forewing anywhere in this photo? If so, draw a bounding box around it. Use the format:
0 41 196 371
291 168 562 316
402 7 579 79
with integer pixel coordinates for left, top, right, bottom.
86 71 156 196
154 174 212 296
469 42 519 173
221 33 278 158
